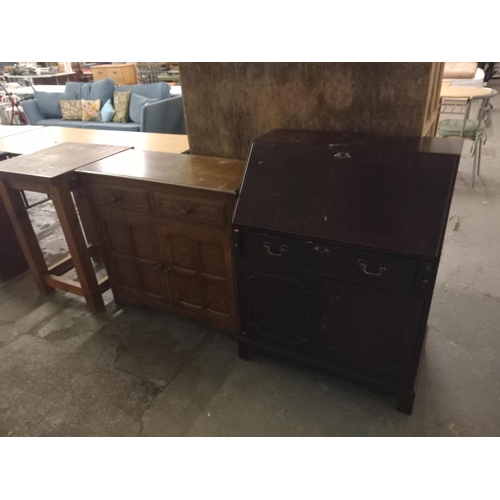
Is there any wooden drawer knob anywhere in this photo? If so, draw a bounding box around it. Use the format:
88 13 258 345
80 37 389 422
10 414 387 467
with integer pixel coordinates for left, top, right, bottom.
111 196 122 203
182 206 194 215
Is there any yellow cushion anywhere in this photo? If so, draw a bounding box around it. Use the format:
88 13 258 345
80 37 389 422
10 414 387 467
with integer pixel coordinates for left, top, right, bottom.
60 100 82 120
81 99 102 122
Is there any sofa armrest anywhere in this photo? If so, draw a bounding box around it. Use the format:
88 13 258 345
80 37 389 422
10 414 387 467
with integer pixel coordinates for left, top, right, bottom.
19 98 44 125
140 95 186 134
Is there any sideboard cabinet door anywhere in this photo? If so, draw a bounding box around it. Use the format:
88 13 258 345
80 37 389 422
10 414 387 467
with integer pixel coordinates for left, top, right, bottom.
158 225 237 330
97 212 171 308
239 260 320 354
320 279 423 384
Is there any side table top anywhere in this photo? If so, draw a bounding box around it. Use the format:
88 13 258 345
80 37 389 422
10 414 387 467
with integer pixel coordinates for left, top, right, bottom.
0 142 131 185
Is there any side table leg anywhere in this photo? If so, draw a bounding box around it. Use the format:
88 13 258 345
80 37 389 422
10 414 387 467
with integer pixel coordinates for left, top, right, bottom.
50 184 104 313
72 187 98 247
0 180 53 294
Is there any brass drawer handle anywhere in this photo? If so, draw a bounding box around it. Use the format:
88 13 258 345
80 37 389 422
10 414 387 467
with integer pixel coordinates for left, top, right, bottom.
357 259 389 276
182 206 194 215
263 242 289 257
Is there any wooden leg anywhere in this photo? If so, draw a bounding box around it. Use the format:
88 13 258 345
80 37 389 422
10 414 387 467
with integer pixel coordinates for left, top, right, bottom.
0 180 52 294
72 187 98 247
50 184 104 313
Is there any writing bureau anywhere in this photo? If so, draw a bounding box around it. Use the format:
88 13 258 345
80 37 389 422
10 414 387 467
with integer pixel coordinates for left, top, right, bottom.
232 129 463 414
77 150 244 331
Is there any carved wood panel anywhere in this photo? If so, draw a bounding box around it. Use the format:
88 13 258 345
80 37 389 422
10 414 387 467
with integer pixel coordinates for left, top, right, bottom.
98 212 170 306
158 225 237 329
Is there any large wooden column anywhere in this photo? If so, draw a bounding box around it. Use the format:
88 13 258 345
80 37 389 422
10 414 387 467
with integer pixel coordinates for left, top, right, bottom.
179 63 444 160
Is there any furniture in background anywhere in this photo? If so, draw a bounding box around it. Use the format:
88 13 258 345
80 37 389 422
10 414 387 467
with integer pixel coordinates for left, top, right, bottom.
442 62 485 87
77 150 244 330
71 62 94 83
20 79 186 134
232 130 463 414
4 72 76 86
0 143 131 311
438 87 497 186
0 126 189 156
91 64 137 85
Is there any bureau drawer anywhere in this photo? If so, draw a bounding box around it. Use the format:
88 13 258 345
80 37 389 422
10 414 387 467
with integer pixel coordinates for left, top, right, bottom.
88 183 151 213
153 192 229 228
91 68 106 79
239 231 419 294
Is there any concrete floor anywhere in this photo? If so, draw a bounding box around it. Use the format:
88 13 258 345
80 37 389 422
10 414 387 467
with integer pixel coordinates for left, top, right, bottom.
1 82 500 436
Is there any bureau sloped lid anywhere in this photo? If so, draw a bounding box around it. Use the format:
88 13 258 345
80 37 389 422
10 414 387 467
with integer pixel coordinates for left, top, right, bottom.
233 132 462 258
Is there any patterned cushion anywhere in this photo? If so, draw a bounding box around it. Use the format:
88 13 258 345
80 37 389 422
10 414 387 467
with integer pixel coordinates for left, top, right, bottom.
34 91 77 119
112 91 132 123
60 100 82 121
81 99 102 122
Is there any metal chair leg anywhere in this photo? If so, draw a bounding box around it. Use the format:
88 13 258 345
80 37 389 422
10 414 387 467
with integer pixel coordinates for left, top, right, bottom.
471 141 477 187
477 140 482 176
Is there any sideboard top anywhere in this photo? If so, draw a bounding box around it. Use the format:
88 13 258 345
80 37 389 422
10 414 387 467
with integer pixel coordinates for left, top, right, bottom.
77 150 245 194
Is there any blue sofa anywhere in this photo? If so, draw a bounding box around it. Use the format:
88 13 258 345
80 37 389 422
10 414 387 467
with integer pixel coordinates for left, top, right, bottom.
21 78 186 134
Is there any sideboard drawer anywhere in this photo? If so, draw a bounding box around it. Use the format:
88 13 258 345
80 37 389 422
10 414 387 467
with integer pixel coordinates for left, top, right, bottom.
153 192 229 228
239 231 419 294
88 183 151 214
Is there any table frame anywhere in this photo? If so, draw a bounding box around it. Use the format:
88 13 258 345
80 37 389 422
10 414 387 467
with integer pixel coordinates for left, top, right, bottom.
0 175 107 312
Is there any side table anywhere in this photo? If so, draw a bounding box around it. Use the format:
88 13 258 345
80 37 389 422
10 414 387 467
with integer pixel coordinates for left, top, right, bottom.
0 142 131 312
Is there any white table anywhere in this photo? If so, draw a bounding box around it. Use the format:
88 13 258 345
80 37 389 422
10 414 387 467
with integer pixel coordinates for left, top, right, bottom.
4 72 76 85
6 85 67 96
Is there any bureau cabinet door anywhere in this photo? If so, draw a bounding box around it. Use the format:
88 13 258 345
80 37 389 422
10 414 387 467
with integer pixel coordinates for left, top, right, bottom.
97 213 171 308
320 279 422 384
158 225 237 330
239 260 319 353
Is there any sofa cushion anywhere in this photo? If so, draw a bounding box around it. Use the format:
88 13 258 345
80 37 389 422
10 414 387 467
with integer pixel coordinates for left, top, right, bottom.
36 119 84 128
115 82 171 100
82 99 102 122
75 79 115 109
129 93 158 124
65 81 84 99
101 99 115 122
113 91 132 123
81 121 140 131
34 91 77 119
60 100 82 120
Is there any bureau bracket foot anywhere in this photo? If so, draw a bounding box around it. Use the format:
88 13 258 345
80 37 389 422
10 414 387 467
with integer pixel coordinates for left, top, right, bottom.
238 340 252 361
396 393 415 415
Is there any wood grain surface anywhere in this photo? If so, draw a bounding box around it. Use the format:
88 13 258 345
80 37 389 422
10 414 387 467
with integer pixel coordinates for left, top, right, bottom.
76 149 244 194
0 142 130 185
180 62 439 159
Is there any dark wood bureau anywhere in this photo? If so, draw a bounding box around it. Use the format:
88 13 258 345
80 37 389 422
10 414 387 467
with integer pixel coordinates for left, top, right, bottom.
77 150 244 331
232 129 463 414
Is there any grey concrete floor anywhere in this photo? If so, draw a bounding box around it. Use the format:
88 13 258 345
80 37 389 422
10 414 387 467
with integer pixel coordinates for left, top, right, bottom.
1 82 500 436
